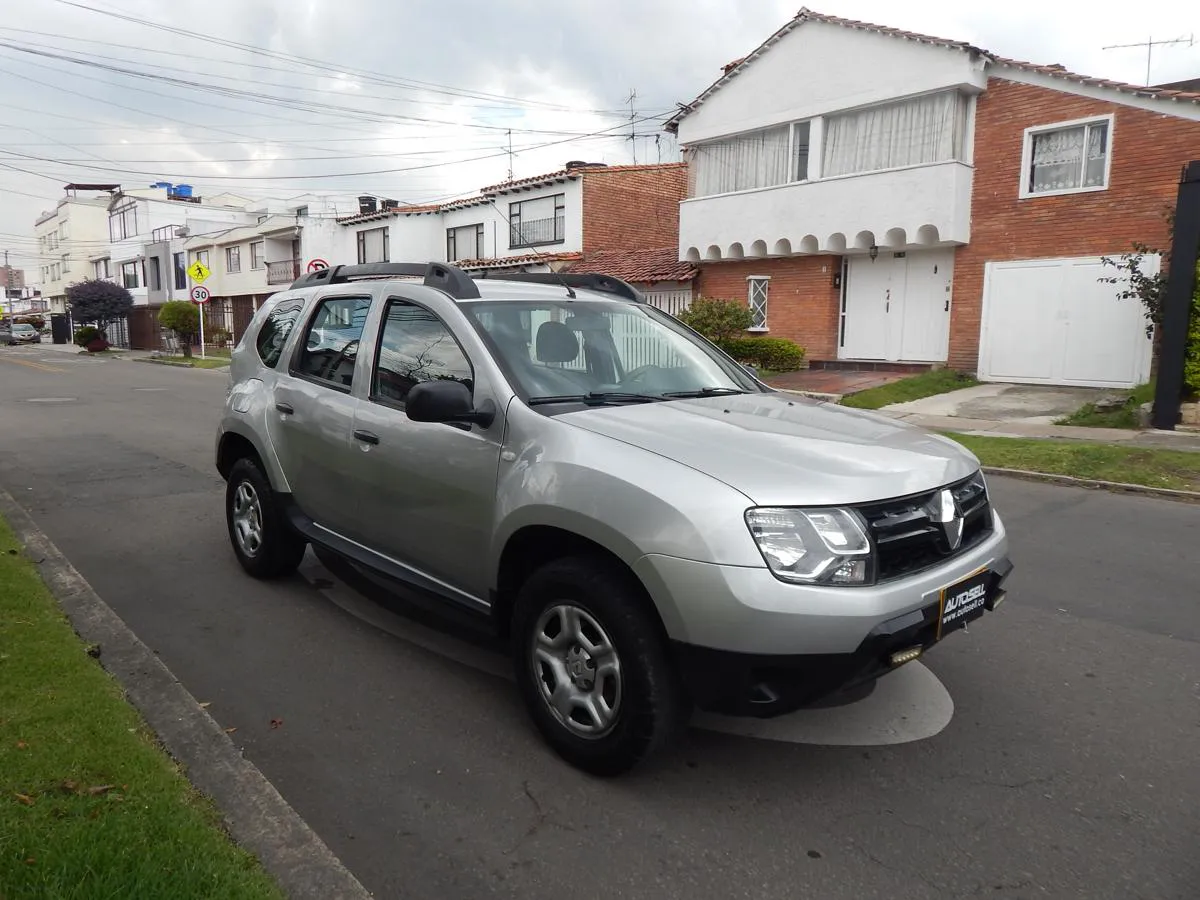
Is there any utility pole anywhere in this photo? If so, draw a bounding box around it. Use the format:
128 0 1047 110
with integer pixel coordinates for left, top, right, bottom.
1103 34 1194 86
505 129 513 182
626 89 638 164
3 249 12 324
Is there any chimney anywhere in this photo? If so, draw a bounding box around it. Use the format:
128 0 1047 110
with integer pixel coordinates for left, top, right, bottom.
358 196 378 214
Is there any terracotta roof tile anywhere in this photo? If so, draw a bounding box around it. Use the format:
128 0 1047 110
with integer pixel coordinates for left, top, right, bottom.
335 203 440 225
454 251 582 270
566 248 697 284
667 7 1200 131
480 162 687 194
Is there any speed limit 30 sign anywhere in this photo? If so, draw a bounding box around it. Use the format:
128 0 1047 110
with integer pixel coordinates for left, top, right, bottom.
190 285 212 304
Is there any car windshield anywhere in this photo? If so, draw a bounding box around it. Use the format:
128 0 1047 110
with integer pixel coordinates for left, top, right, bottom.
14 325 34 332
461 299 762 403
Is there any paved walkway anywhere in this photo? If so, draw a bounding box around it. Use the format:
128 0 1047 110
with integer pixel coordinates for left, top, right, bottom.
765 369 906 395
878 410 1200 451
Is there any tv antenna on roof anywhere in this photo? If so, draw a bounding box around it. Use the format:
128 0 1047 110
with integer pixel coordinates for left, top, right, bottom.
1102 34 1194 86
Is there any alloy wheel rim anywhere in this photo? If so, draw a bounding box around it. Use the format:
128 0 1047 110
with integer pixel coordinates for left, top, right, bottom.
231 481 264 558
531 603 623 739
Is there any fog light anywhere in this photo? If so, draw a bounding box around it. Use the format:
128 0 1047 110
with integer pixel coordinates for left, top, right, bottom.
889 646 922 667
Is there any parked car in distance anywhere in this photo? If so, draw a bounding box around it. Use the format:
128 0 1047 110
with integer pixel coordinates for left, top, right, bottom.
11 323 41 344
216 262 1012 775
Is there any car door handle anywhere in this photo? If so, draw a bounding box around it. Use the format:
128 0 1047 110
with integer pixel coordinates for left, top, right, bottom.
353 429 380 445
275 402 294 415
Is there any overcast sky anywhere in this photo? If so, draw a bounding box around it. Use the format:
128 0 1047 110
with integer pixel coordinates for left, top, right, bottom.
2 0 1198 277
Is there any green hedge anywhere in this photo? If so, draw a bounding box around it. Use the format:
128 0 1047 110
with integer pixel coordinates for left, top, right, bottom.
1187 265 1200 397
719 336 806 372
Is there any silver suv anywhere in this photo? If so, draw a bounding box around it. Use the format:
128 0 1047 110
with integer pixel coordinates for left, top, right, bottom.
216 262 1011 775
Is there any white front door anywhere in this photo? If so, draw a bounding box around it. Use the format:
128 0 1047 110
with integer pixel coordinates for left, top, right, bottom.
841 250 953 362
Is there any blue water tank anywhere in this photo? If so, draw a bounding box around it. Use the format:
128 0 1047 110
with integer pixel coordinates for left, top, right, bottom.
173 184 193 198
151 181 172 191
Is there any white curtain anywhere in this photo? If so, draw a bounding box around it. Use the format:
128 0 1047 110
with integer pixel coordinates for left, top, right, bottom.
1029 122 1107 193
690 125 791 197
822 91 967 178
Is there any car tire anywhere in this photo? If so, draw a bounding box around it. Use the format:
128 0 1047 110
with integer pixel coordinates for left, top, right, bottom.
512 556 690 776
225 457 306 578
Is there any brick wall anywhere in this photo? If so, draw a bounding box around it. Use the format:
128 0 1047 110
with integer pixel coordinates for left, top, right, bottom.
950 77 1200 370
581 164 688 252
694 256 843 360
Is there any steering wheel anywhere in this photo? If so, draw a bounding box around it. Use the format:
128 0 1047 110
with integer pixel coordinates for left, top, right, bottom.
321 338 359 382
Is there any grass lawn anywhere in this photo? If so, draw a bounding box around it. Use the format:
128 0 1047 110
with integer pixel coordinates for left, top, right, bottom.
947 433 1200 492
0 518 282 899
841 369 979 410
136 356 230 370
1057 382 1155 429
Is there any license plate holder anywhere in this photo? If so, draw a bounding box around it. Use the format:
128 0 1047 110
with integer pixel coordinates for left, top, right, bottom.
937 569 991 639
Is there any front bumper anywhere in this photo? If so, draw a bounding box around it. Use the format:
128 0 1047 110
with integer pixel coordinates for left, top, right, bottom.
672 557 1011 717
634 512 1011 716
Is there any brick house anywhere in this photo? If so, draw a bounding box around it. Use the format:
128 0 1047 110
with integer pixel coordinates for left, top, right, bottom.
335 162 689 308
667 8 1200 388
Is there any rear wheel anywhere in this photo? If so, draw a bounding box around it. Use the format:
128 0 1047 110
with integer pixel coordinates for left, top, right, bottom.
512 556 689 776
225 457 306 578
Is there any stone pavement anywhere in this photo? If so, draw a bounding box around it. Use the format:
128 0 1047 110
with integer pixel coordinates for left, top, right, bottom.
877 410 1200 451
765 368 907 396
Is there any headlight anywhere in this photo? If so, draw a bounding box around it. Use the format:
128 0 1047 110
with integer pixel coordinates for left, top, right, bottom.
745 507 872 585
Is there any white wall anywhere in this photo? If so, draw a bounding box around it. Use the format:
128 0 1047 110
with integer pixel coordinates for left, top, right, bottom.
676 20 987 144
491 179 582 256
679 160 973 260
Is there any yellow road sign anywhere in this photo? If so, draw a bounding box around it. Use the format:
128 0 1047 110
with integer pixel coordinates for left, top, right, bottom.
187 261 211 283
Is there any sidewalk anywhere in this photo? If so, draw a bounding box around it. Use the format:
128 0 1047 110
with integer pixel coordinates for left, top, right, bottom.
876 409 1200 452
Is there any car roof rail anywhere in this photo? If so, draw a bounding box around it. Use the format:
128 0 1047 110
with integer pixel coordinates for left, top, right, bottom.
482 271 646 303
289 262 481 299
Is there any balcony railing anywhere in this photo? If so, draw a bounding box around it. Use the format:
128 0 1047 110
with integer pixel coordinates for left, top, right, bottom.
267 259 300 284
510 215 564 248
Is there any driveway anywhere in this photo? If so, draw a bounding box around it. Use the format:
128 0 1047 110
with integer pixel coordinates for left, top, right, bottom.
1 345 1197 899
882 383 1118 424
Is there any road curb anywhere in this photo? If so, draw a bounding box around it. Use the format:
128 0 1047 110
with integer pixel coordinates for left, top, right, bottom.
982 467 1200 504
0 489 373 900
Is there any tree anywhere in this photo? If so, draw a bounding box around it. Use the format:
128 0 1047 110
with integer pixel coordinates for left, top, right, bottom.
64 279 133 333
158 300 200 359
675 297 754 344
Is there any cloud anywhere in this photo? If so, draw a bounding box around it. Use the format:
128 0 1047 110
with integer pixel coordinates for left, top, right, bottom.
2 0 1198 276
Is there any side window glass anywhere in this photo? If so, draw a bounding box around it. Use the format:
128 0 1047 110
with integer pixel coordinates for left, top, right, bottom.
255 301 301 368
372 299 473 407
294 296 371 389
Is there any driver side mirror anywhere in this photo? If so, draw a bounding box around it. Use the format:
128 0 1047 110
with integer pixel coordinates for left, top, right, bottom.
406 380 495 429
742 364 758 376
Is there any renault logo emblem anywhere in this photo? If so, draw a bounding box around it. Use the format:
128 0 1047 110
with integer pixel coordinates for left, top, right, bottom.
930 488 964 551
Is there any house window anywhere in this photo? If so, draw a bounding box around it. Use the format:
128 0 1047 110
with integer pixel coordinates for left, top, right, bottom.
295 205 309 217
226 245 241 273
121 261 140 289
194 249 210 269
1021 116 1112 198
793 121 811 182
94 258 110 279
357 226 389 263
688 126 791 196
747 276 769 330
822 90 968 178
447 223 485 261
173 252 186 290
250 242 265 270
147 256 161 291
61 254 70 274
108 202 138 241
509 194 565 248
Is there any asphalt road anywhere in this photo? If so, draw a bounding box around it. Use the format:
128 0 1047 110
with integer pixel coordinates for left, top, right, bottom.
1 345 1198 900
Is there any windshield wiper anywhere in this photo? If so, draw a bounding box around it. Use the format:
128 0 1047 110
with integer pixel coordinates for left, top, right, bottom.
527 392 665 407
662 387 748 398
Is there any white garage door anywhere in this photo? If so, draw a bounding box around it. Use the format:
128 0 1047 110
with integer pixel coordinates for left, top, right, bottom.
978 256 1155 388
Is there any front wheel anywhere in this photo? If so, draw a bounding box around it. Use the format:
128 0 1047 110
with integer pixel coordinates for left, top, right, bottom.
225 458 306 578
512 556 690 776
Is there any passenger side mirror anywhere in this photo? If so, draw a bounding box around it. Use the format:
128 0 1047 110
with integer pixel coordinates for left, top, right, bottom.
406 380 495 428
742 364 758 376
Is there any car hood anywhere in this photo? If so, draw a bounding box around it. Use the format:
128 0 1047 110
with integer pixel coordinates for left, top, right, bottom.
561 392 978 506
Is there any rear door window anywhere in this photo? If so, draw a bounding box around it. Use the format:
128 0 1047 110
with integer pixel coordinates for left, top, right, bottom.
292 296 372 391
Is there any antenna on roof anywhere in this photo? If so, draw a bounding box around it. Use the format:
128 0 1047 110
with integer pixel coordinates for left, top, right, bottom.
625 88 639 164
486 200 575 297
1102 34 1194 86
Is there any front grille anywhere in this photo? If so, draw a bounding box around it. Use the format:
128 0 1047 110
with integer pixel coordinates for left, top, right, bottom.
857 473 993 582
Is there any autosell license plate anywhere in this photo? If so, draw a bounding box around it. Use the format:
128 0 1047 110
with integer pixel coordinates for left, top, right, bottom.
938 569 990 638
